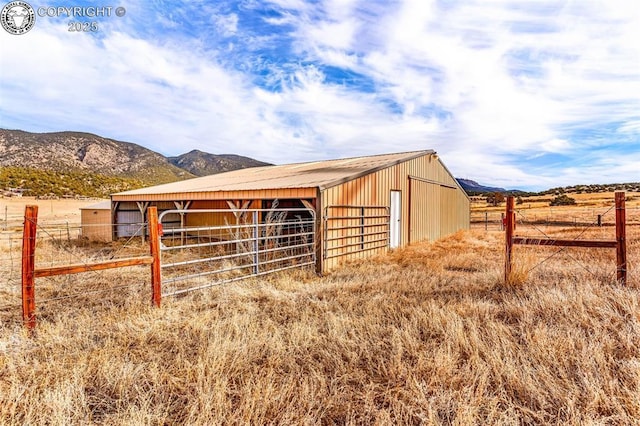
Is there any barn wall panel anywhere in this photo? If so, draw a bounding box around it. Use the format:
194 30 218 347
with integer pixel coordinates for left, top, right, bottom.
321 153 469 272
81 210 112 242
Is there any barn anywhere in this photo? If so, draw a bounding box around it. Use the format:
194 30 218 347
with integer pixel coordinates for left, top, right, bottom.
110 150 469 274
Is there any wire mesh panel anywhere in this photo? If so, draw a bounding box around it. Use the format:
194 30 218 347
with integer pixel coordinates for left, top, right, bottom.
504 195 637 285
0 223 24 318
323 205 390 260
1 214 152 327
158 207 316 296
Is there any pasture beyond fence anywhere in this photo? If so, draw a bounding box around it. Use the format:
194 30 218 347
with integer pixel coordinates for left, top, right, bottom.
504 192 628 285
17 205 317 331
7 193 635 331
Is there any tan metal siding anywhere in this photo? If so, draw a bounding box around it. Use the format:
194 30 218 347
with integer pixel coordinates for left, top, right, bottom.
183 200 237 238
80 209 112 242
409 179 441 242
321 153 469 272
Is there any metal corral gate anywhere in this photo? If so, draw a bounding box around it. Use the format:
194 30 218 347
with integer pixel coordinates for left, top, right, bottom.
323 205 390 260
158 208 316 296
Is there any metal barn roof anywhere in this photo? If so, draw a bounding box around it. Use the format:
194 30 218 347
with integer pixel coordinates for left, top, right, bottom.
80 200 111 210
113 150 435 196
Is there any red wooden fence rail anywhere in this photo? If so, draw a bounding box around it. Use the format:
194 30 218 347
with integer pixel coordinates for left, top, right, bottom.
505 192 627 284
21 206 162 331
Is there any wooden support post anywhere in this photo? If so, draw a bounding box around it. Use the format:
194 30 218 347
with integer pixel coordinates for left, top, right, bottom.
111 200 119 241
148 207 162 307
504 196 515 282
21 205 38 331
615 192 627 285
137 202 150 244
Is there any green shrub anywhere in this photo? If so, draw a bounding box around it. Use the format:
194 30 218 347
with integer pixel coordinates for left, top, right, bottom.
0 167 143 197
550 194 577 206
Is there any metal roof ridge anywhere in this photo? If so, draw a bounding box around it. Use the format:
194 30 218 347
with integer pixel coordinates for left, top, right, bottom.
319 150 436 190
113 150 436 195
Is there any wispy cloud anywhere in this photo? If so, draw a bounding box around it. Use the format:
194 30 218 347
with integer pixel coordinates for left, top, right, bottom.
1 0 638 190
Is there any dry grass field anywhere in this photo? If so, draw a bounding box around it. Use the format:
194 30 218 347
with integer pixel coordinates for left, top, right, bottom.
0 197 103 224
1 194 639 424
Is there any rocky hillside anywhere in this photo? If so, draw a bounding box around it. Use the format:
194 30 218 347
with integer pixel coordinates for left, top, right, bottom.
0 129 271 197
168 150 270 177
0 129 194 185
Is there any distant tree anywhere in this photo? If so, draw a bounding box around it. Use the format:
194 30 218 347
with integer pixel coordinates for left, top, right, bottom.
550 194 576 206
486 192 505 206
516 196 524 205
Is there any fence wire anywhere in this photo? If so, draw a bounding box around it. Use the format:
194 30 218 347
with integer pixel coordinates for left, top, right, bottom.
472 205 640 231
0 228 23 312
0 219 153 324
500 201 638 285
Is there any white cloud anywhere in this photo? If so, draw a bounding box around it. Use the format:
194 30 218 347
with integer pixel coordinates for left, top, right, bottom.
277 0 639 186
215 13 238 37
1 0 638 190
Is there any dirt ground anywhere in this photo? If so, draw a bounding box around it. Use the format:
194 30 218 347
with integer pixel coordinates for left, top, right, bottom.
0 197 106 225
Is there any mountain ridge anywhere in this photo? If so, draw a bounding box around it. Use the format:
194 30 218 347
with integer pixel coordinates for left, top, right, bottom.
456 178 509 194
168 149 271 177
7 128 636 198
0 128 272 197
0 128 193 184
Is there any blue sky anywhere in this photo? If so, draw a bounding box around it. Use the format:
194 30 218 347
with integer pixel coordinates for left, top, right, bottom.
0 0 639 191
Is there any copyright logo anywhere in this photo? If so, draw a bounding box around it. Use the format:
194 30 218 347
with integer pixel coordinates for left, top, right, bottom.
1 1 36 35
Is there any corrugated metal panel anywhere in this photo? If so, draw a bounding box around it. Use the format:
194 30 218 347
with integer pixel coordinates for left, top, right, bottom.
409 179 441 242
321 152 470 272
116 210 144 237
81 209 112 242
112 151 432 198
80 200 111 210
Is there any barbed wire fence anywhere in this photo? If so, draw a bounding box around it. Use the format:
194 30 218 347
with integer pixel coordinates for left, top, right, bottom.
471 206 640 231
0 221 24 323
0 218 152 326
499 197 638 286
3 200 638 326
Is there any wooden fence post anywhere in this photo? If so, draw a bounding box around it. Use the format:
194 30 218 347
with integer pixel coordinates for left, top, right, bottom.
148 207 162 307
615 192 627 285
504 196 515 282
21 205 38 331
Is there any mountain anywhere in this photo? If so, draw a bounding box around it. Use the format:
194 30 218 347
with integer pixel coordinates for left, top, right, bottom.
0 129 269 197
168 150 271 177
0 129 194 184
456 178 507 194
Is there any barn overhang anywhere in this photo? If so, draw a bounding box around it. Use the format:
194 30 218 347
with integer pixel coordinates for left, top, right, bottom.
110 187 319 203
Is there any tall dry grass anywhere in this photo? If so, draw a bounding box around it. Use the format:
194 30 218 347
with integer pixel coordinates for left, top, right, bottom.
1 226 639 424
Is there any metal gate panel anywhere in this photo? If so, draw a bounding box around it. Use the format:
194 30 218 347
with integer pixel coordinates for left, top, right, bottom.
158 208 315 296
323 205 390 260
